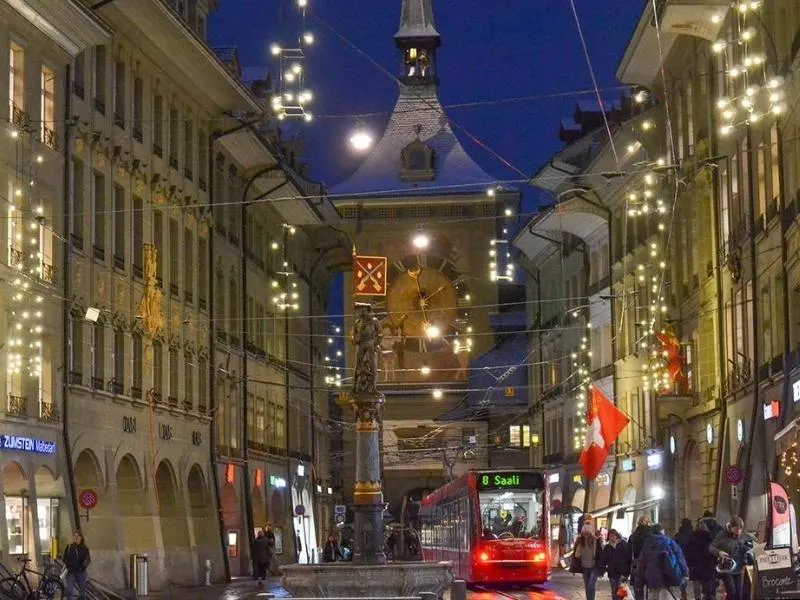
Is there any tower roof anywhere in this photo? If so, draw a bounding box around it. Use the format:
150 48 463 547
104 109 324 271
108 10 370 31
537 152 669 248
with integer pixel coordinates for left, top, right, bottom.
329 84 497 198
395 0 439 40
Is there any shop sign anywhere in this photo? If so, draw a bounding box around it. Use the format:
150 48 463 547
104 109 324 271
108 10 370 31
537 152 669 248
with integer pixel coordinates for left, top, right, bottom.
269 475 287 488
621 457 636 473
572 474 582 484
763 400 780 421
1 434 55 455
646 451 663 470
548 473 560 484
122 416 137 433
596 473 611 487
755 548 795 598
793 379 800 403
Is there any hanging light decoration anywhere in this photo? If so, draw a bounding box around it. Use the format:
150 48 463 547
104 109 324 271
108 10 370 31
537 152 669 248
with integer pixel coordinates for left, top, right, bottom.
273 224 300 311
270 0 315 121
571 310 592 451
713 3 785 135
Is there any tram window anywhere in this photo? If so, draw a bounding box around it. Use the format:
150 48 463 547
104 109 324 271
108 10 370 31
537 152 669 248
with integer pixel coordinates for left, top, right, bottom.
479 488 544 540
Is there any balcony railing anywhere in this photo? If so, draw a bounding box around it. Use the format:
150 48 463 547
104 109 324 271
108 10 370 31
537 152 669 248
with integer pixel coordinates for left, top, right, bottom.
7 395 28 417
41 262 55 284
11 104 32 130
133 126 143 143
93 97 105 115
153 143 163 158
169 155 178 170
72 82 85 99
69 371 82 385
9 247 25 269
39 402 60 422
41 126 57 150
113 112 125 129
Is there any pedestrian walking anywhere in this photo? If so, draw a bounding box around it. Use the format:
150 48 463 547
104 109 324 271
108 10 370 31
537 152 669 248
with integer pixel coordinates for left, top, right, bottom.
251 529 272 584
699 511 722 540
635 523 688 600
63 530 91 600
629 516 653 600
686 518 718 600
570 516 603 600
599 528 631 598
673 518 694 600
709 516 754 600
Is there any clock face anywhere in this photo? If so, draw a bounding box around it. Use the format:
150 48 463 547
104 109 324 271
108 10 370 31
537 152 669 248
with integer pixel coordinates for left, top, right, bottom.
373 253 471 382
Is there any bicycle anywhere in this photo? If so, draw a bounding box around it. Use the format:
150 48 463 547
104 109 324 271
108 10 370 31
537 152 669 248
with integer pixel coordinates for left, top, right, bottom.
0 556 64 600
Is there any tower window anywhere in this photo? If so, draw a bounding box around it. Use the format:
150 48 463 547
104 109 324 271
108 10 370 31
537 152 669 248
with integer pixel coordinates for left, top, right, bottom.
400 138 434 182
404 48 431 78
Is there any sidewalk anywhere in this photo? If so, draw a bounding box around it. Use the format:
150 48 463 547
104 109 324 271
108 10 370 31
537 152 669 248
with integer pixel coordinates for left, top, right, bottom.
141 577 288 599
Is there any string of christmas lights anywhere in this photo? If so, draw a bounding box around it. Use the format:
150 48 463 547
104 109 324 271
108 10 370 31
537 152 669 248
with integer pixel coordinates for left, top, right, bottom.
270 0 315 122
570 308 593 451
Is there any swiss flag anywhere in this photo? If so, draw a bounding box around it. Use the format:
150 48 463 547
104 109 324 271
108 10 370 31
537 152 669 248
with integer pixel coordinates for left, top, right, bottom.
578 387 629 481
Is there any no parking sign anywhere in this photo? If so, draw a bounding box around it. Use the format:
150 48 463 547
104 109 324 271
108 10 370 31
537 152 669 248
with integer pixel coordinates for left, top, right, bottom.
79 489 98 510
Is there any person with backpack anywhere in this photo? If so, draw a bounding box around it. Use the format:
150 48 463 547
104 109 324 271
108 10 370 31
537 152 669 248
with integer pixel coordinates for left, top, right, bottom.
709 516 754 600
673 519 694 600
687 518 718 600
629 516 653 600
635 523 689 600
599 529 631 598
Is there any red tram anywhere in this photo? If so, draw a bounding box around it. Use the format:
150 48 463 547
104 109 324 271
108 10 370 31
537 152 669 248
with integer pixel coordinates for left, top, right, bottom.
419 469 550 586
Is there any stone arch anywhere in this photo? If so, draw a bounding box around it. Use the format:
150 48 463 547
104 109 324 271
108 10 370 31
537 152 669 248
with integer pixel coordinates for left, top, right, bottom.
684 441 703 520
73 449 103 489
2 461 28 492
73 448 115 554
187 464 217 549
156 459 191 583
116 454 154 553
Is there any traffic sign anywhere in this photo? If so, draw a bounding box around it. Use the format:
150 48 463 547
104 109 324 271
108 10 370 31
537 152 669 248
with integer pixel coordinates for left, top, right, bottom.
334 514 345 524
294 504 305 516
725 466 744 485
78 489 98 510
334 504 346 515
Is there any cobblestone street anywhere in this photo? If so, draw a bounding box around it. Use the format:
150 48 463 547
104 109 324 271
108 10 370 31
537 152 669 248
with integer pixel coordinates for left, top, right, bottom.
139 570 618 599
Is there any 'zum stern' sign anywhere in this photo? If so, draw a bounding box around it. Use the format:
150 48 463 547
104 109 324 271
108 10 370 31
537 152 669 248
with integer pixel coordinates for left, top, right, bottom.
353 255 387 296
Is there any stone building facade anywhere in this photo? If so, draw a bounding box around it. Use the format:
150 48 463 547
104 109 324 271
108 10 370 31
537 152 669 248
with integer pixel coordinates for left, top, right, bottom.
1 0 339 591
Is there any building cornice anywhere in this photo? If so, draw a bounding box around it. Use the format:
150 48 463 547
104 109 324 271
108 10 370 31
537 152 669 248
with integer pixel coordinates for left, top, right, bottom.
5 0 111 56
96 0 261 113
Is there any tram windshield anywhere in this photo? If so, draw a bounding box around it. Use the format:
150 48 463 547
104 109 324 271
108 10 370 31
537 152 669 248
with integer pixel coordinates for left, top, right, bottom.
479 489 544 540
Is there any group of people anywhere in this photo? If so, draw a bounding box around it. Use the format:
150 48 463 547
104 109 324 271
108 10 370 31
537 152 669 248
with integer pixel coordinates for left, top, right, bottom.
571 512 754 600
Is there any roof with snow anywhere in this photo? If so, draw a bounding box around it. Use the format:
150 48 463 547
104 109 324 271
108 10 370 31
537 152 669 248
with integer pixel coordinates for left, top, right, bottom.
330 84 497 197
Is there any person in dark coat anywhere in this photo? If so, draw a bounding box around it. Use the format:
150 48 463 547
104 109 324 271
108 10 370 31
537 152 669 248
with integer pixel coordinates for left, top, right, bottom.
63 530 91 600
599 529 631 598
322 534 343 563
699 511 722 540
251 529 272 584
687 518 718 600
709 516 754 600
629 516 653 600
636 524 688 600
674 518 694 600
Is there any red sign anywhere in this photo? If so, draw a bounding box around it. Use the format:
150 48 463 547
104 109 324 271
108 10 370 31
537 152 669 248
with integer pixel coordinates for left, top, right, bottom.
78 489 98 510
353 255 387 296
725 466 744 485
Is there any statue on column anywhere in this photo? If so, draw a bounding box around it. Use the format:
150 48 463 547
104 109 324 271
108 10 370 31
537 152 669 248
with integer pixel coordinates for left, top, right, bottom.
351 303 382 395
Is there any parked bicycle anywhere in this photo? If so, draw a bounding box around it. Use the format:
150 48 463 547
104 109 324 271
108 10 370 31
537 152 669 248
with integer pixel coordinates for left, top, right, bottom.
0 556 63 600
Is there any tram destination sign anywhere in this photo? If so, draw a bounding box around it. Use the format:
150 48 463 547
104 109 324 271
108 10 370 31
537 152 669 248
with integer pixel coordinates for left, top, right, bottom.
1 434 56 455
476 471 544 491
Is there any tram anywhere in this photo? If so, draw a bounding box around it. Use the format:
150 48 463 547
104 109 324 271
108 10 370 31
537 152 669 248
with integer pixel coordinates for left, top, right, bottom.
419 469 550 586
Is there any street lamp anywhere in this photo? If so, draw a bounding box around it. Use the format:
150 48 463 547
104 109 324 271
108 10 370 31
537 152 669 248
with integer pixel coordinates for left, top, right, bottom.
650 484 666 500
349 123 373 152
412 233 430 250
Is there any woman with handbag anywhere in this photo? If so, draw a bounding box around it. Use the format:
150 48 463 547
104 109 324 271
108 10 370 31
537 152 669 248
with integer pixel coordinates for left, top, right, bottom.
570 516 603 600
63 531 91 600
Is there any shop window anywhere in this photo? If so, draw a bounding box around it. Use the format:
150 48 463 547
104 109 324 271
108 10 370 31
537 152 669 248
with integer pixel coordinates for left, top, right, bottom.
6 497 24 554
38 498 59 558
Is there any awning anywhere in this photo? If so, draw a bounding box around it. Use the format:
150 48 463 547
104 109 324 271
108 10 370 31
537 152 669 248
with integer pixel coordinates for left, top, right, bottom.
774 416 800 455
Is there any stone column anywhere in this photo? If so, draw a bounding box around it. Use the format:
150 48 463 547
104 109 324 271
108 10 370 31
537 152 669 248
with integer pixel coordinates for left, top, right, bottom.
351 390 385 565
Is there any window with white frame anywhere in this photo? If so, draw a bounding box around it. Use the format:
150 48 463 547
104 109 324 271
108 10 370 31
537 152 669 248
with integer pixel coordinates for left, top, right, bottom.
9 42 24 120
40 65 56 148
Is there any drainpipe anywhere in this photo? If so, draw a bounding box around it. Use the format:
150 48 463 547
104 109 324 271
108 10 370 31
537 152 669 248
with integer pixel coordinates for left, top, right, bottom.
61 64 81 529
773 117 791 481
740 127 761 521
241 168 287 559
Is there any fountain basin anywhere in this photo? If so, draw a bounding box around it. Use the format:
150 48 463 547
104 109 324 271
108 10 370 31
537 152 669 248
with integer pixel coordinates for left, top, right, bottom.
280 561 453 598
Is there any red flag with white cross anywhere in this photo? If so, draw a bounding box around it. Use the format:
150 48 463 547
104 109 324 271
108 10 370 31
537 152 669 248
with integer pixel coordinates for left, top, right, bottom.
578 387 629 481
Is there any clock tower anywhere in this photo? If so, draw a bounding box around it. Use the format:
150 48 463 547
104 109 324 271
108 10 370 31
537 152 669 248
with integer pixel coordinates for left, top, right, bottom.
332 0 520 521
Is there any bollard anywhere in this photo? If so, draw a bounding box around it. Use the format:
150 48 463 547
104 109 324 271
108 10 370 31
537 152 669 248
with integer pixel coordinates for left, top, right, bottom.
450 579 467 600
204 559 212 586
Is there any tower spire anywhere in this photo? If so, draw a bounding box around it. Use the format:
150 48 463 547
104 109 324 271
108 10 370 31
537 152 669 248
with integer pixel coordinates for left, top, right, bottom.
395 0 440 85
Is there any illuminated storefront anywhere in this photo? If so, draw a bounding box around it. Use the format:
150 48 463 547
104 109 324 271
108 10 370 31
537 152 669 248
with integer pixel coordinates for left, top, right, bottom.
0 431 64 561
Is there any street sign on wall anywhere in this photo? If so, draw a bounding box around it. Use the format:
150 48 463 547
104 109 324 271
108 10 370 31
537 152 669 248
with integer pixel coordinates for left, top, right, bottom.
725 466 744 485
78 489 98 510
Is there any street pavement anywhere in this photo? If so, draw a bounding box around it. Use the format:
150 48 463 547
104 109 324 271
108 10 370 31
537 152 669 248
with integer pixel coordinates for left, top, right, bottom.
139 570 618 599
